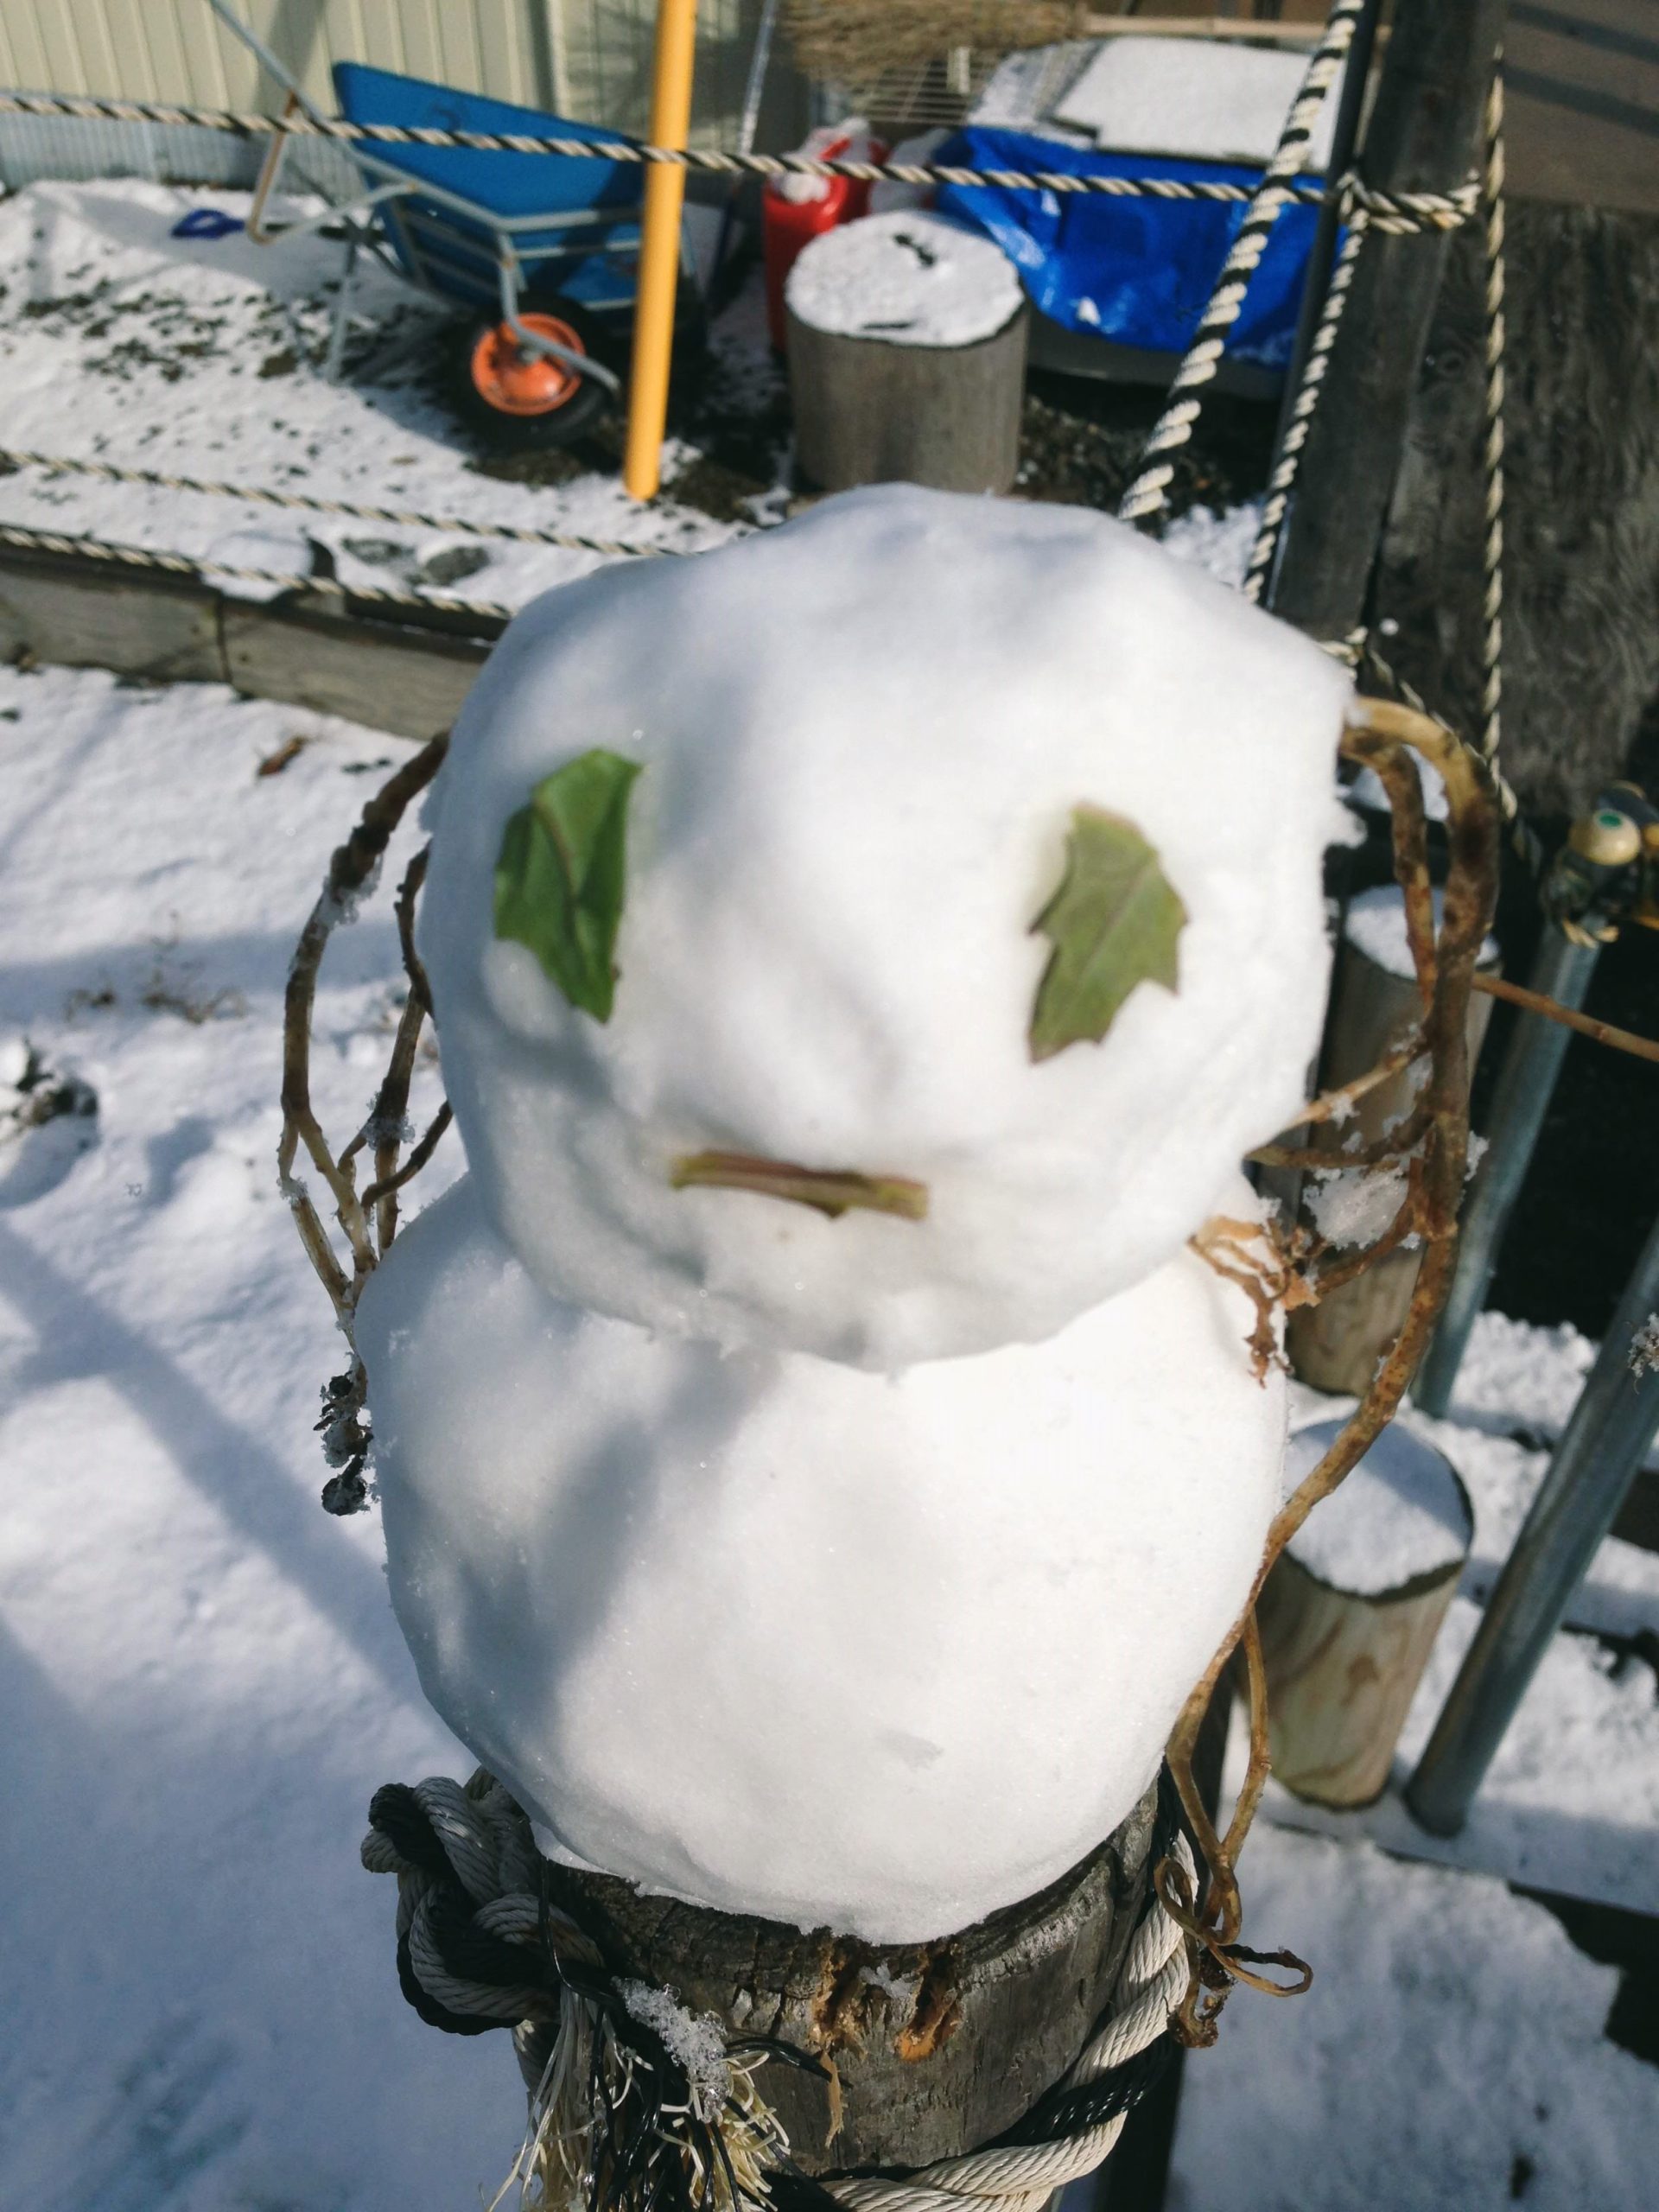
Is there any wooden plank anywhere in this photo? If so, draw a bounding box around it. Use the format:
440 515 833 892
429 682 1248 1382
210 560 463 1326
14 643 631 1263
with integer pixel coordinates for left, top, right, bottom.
1268 0 1510 645
0 552 224 684
0 543 490 739
219 594 486 734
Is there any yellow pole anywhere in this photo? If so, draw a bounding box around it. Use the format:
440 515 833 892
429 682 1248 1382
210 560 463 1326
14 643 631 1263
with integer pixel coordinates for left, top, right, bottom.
623 0 699 502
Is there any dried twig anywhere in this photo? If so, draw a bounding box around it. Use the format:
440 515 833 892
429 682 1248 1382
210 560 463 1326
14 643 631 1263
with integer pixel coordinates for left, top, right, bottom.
1470 972 1659 1066
278 733 450 1327
1170 694 1499 2043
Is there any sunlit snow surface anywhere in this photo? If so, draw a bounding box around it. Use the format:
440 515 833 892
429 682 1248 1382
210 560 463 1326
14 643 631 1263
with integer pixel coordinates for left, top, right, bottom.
0 178 742 605
0 177 1654 2212
4 660 1656 2212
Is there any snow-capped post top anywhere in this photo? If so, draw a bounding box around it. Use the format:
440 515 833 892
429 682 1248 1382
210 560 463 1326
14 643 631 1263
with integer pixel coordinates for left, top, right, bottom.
785 211 1024 349
418 485 1351 1369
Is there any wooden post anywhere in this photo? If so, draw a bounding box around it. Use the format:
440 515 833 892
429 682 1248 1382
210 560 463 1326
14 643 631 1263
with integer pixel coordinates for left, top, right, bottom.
623 0 699 503
785 212 1030 495
1267 0 1509 638
787 303 1029 495
1259 1419 1472 1808
558 1781 1161 2172
1286 891 1497 1396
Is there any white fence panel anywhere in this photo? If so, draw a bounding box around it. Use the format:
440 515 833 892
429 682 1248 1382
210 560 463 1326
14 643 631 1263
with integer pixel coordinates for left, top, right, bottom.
0 0 799 142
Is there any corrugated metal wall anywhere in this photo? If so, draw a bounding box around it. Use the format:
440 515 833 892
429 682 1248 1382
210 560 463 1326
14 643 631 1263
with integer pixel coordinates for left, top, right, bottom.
0 1 800 145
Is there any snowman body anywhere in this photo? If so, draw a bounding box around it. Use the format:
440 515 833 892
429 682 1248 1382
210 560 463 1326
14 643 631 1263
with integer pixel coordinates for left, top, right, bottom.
360 486 1344 1942
357 1176 1284 1943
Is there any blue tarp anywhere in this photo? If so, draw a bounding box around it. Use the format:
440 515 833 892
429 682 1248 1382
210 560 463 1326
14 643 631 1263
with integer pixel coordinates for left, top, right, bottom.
934 127 1328 368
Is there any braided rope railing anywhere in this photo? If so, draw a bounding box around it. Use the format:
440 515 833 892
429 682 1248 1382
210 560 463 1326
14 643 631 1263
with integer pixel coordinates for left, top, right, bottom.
0 82 1481 225
362 1765 1197 2212
0 443 703 561
1116 0 1364 529
1241 213 1368 604
1479 57 1506 775
0 517 518 625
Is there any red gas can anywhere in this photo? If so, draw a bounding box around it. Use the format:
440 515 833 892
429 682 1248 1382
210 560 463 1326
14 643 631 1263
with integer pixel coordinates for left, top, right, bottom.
761 120 885 352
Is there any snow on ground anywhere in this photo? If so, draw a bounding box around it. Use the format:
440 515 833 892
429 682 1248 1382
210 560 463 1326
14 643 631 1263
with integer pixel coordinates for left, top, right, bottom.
1252 1357 1659 1911
0 176 1261 620
0 170 1653 2212
0 178 743 611
3 652 1656 2205
1169 1826 1658 2212
0 659 518 2209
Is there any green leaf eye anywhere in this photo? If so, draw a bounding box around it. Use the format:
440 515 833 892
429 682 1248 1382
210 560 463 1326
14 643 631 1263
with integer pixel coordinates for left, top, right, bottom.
493 748 642 1022
1028 805 1186 1062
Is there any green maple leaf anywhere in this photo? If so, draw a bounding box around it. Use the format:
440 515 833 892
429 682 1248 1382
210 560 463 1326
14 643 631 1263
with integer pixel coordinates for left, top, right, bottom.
493 749 642 1021
1028 805 1186 1062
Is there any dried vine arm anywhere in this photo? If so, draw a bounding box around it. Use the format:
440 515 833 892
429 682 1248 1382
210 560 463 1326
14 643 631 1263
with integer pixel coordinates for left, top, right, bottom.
279 732 451 1327
1166 695 1500 2043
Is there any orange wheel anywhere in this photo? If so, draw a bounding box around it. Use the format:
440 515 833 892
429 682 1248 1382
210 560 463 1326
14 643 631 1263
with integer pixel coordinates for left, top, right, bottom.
468 312 587 416
455 301 611 449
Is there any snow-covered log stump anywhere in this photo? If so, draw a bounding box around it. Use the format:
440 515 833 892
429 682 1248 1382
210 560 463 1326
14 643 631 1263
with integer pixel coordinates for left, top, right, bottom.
1259 1421 1471 1808
785 213 1028 496
1287 887 1497 1395
555 1780 1160 2172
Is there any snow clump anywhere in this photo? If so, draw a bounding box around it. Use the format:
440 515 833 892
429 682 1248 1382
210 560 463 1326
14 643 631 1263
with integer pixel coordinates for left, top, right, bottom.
418 485 1350 1369
355 1174 1287 1943
786 210 1024 346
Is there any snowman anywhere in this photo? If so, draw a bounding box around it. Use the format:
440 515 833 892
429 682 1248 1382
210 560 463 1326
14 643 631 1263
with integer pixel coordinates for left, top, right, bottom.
355 486 1351 1944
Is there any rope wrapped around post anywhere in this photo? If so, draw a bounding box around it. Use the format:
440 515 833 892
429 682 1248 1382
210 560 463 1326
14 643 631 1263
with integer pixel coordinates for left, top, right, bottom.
363 1769 1197 2212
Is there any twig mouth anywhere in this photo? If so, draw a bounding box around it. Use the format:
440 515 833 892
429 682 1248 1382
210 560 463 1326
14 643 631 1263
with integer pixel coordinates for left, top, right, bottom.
669 1150 930 1223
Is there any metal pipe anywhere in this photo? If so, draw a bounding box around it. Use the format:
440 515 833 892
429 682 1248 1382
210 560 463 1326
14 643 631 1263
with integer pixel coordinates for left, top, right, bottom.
495 256 624 397
738 0 781 156
624 0 700 501
1413 925 1602 1417
204 0 326 120
1405 1205 1659 1835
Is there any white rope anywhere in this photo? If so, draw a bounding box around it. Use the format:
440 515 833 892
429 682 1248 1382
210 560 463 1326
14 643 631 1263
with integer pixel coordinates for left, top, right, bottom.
0 444 699 561
0 84 1480 223
1117 0 1366 529
823 1859 1192 2212
0 517 514 625
0 86 1325 204
1479 55 1506 773
1243 208 1370 603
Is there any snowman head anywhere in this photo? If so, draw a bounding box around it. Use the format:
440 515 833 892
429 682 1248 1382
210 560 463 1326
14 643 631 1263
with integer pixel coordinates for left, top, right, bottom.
418 486 1348 1368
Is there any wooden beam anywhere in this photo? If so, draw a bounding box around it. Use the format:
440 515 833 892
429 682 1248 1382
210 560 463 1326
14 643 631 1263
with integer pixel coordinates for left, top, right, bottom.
1267 0 1510 644
0 543 491 738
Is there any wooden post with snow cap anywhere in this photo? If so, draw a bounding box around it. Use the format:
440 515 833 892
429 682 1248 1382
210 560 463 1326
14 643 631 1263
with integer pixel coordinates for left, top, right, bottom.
1258 1417 1472 1808
786 213 1029 496
1286 881 1497 1398
623 0 699 504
